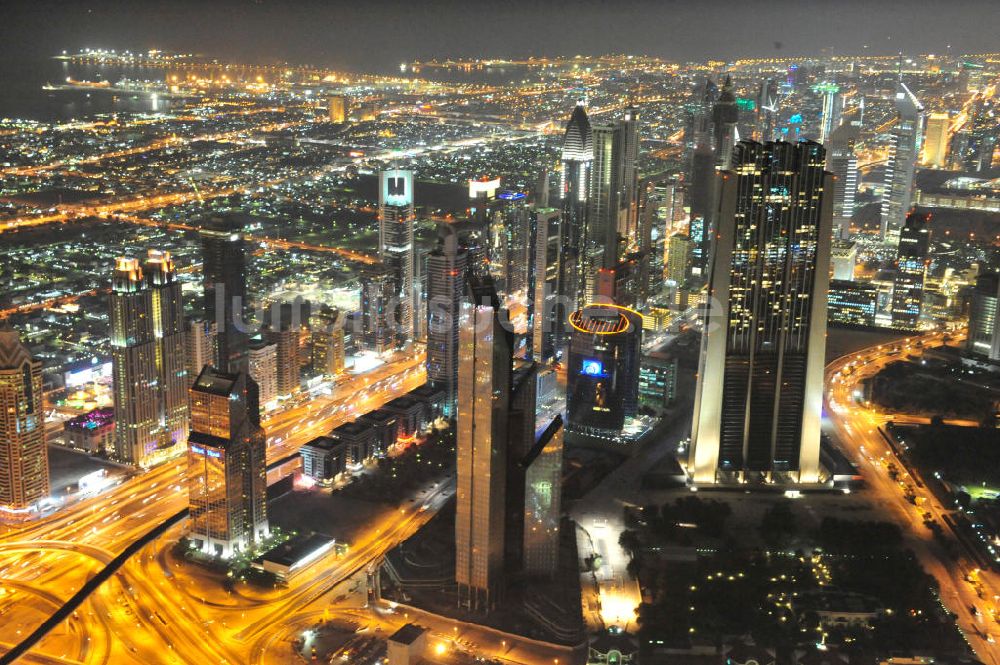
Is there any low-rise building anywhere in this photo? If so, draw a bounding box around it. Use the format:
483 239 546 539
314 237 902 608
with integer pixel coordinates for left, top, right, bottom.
63 407 115 454
300 436 347 482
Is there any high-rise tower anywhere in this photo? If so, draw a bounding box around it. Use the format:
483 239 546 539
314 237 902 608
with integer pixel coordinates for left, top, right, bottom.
425 226 468 417
690 141 832 485
712 76 739 170
826 122 859 239
201 215 251 375
455 276 513 611
560 102 593 308
187 367 268 557
378 169 416 345
143 250 189 463
880 82 925 240
0 322 49 512
109 258 160 466
891 211 931 330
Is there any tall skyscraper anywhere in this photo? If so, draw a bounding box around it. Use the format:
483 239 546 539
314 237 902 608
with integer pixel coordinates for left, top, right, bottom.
187 367 268 557
0 322 49 512
967 272 1000 362
565 304 642 445
201 215 251 375
560 102 592 308
310 306 345 378
891 211 931 330
585 109 640 296
814 82 843 144
880 82 925 240
826 122 859 239
248 340 278 410
379 169 416 345
360 268 396 356
712 76 739 169
755 78 779 142
521 415 564 578
455 276 513 611
831 240 858 281
689 141 832 485
530 208 564 362
687 142 717 279
109 257 160 466
327 95 347 123
426 226 468 416
922 112 951 168
143 250 189 463
665 234 691 285
186 320 216 388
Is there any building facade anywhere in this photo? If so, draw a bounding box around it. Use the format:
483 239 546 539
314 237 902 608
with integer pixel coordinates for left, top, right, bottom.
880 83 925 240
379 169 416 345
0 322 49 512
891 211 931 330
689 141 832 485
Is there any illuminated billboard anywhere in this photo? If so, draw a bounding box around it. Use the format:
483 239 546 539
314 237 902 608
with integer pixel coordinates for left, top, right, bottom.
380 169 413 207
580 359 607 377
468 177 501 199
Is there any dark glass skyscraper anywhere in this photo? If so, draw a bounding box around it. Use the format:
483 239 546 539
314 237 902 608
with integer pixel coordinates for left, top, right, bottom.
560 102 592 309
200 215 251 375
891 211 931 330
425 226 468 417
690 141 832 485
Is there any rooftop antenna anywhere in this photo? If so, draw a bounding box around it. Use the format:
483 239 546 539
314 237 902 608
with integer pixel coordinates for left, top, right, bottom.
897 51 904 82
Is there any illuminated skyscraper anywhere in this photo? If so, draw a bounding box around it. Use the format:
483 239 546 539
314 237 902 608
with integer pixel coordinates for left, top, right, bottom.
455 276 513 611
665 234 691 285
831 240 857 281
560 102 592 307
690 141 832 485
922 112 950 168
426 226 468 416
565 304 642 444
248 340 278 410
712 76 739 169
109 258 160 466
499 191 532 298
327 95 347 123
891 211 931 330
585 110 640 299
521 415 564 578
310 306 345 378
967 272 1000 362
379 169 416 344
530 208 564 362
826 122 859 239
185 320 216 388
880 82 925 240
187 367 268 557
360 268 396 356
0 322 49 512
143 250 189 463
814 82 843 144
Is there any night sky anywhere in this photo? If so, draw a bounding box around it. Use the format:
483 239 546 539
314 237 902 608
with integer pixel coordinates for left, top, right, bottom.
2 0 998 72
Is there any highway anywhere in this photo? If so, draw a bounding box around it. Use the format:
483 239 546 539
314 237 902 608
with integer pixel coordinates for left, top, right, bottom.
826 331 1000 662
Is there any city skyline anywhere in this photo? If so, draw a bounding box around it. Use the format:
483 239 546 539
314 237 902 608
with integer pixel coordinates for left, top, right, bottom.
0 23 999 665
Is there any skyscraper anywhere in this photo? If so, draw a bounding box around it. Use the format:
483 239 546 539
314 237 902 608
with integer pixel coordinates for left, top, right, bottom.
586 110 640 299
565 304 642 445
185 320 216 388
455 276 513 611
665 234 691 285
425 226 468 417
360 268 396 356
891 211 931 330
248 340 278 410
521 415 564 578
967 272 1000 362
880 82 925 240
530 208 564 362
109 257 160 466
187 367 268 557
378 169 416 345
689 141 832 485
311 306 345 378
327 95 347 123
814 82 843 145
0 321 49 512
687 142 717 279
143 250 189 463
922 112 950 168
560 102 592 306
712 76 739 169
201 215 251 375
826 122 859 239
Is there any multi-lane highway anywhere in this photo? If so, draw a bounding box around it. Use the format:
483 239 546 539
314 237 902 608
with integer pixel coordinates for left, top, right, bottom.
826 331 1000 662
